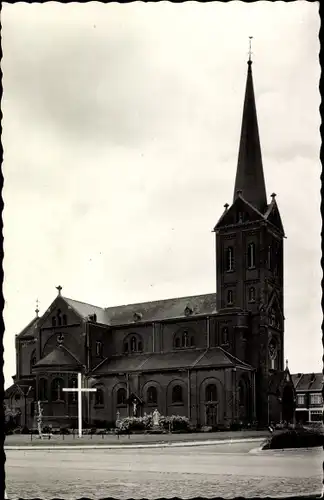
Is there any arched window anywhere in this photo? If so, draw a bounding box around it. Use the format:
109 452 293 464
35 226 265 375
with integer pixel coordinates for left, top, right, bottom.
221 327 229 345
226 247 234 272
51 378 64 402
39 378 48 401
247 243 256 269
205 384 217 402
182 331 189 347
30 351 37 372
62 314 67 326
147 386 158 404
52 317 56 327
95 388 104 406
226 290 233 306
248 287 256 303
117 387 127 406
172 385 183 404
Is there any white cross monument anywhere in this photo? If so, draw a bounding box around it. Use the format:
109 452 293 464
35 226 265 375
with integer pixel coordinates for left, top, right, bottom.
63 373 97 438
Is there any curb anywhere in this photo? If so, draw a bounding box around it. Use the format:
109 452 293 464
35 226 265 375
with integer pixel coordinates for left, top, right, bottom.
5 436 267 451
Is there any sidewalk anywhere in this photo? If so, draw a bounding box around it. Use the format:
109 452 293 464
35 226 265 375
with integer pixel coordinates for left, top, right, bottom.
5 429 270 450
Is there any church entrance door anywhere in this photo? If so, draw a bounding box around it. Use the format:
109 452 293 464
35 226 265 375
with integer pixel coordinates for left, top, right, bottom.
206 404 218 427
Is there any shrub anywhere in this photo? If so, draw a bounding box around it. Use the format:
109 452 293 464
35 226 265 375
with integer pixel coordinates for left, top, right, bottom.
263 427 324 450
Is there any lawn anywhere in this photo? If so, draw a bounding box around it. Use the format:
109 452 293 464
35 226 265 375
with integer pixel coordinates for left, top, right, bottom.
5 429 269 447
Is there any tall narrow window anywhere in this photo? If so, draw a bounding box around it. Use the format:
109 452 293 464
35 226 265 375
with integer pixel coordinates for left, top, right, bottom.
247 243 256 269
117 387 127 406
226 247 234 272
227 290 233 306
131 336 137 352
172 385 183 404
96 341 103 357
52 317 56 327
51 378 64 402
95 388 104 406
221 327 229 345
248 287 256 303
147 386 158 404
267 246 272 270
205 384 217 402
57 309 62 326
62 314 67 326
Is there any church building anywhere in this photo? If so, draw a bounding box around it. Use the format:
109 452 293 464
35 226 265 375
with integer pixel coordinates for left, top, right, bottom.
6 56 293 430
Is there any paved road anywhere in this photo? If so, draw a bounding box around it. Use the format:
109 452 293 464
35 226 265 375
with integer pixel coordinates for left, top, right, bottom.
5 441 322 499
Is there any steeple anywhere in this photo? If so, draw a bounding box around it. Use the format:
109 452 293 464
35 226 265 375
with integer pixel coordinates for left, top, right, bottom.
233 44 267 212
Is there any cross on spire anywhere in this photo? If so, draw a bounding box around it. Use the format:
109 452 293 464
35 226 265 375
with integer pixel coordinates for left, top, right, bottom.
56 285 62 296
35 298 40 317
248 36 253 63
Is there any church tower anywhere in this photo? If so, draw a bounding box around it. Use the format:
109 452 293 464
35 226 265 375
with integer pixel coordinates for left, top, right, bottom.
214 53 285 424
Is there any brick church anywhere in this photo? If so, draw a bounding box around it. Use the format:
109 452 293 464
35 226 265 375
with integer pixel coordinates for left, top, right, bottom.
5 57 295 430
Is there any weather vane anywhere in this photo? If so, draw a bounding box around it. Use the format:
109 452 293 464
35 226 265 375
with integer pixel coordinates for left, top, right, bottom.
248 36 253 62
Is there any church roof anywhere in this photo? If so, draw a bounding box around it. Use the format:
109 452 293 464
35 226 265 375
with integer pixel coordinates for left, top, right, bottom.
63 297 108 324
233 60 267 212
291 372 322 392
16 316 40 339
104 293 217 326
62 293 217 326
92 347 253 375
34 344 82 369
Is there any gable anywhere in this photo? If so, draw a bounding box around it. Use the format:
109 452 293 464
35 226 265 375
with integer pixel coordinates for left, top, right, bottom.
16 316 40 339
38 295 84 330
264 201 285 236
214 196 264 230
34 344 82 369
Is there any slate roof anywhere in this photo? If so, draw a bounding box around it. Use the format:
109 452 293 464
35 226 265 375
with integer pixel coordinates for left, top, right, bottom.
291 372 323 392
104 293 217 326
16 316 40 339
63 297 108 324
62 293 217 326
34 345 82 369
93 347 253 375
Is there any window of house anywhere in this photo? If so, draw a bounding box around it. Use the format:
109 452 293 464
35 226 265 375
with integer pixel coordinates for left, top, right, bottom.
248 287 256 303
51 378 64 402
247 243 256 269
96 341 103 357
310 393 322 406
95 388 104 406
147 386 158 404
205 384 217 402
310 410 323 422
226 247 234 272
117 387 127 406
226 290 233 306
221 327 229 345
39 378 48 401
297 394 305 406
172 385 183 404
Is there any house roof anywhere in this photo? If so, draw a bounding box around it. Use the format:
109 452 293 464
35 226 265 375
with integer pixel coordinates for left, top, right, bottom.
93 347 253 375
291 372 323 392
34 344 82 369
16 316 40 339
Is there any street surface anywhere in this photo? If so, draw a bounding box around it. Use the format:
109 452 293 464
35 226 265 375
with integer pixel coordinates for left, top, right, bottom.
5 441 322 498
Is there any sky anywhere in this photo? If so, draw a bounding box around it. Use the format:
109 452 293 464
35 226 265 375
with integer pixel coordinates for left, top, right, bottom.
2 1 321 388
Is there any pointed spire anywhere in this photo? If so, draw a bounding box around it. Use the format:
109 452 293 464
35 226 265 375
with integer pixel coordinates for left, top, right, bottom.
233 41 267 212
35 298 39 318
